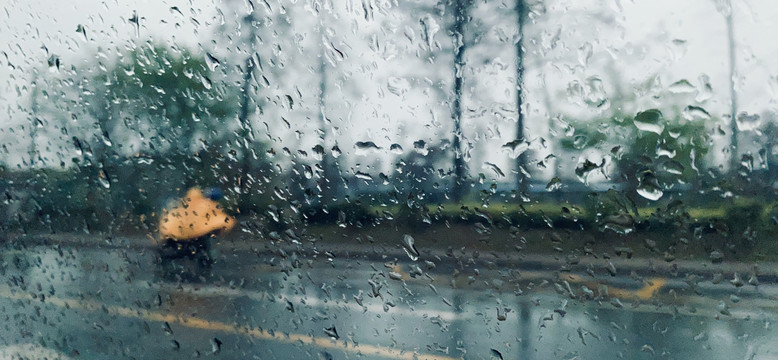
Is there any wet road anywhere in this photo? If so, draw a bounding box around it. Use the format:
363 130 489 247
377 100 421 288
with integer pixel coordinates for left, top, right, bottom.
1 237 777 359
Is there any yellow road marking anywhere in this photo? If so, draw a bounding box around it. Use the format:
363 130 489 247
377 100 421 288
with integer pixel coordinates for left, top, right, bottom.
0 286 460 360
563 274 667 300
635 278 666 300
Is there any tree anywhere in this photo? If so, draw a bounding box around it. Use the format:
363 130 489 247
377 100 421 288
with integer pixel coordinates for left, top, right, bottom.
30 42 267 220
561 107 710 202
515 0 529 196
716 0 739 173
450 0 474 203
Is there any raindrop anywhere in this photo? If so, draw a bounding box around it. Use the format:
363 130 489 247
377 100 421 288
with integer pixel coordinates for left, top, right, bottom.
199 74 212 89
169 6 184 16
47 55 61 72
312 145 325 161
210 338 222 354
76 24 87 40
355 171 373 181
730 273 744 287
667 79 696 94
633 110 664 134
484 162 505 177
655 142 676 158
573 135 588 150
98 169 111 189
490 349 504 360
389 143 403 154
661 160 685 175
574 159 603 184
496 307 509 321
736 112 762 131
355 141 381 155
695 74 713 102
717 301 730 316
682 105 711 120
101 130 112 147
128 10 140 36
401 234 420 261
413 140 428 155
502 139 529 159
578 42 593 66
636 170 663 201
331 145 342 158
420 15 440 51
387 77 410 96
323 41 345 62
324 326 339 340
205 52 221 71
546 177 563 191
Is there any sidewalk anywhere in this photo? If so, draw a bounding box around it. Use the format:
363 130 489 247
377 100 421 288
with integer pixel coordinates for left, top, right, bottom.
4 230 776 281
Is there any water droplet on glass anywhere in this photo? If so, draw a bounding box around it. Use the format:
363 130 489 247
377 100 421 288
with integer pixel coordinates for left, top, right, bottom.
484 162 505 178
575 159 603 184
636 170 663 201
389 143 403 154
420 15 440 51
490 348 504 360
502 139 529 159
355 141 380 155
355 171 373 182
387 77 410 96
331 145 342 158
573 135 588 150
413 140 428 155
210 338 222 354
76 24 87 40
682 105 711 120
736 112 762 131
199 74 212 90
324 326 339 340
401 234 420 261
695 74 713 102
667 79 696 94
655 142 676 158
661 160 685 175
47 55 61 72
578 42 593 66
98 169 111 189
312 144 325 161
634 109 664 134
205 52 221 71
546 177 563 191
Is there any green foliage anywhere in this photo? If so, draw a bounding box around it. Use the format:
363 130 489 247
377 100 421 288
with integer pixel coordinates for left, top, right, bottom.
560 108 710 194
97 43 239 155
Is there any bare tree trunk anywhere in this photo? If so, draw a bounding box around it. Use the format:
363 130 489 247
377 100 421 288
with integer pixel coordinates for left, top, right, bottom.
317 40 340 204
515 0 528 196
238 14 258 215
28 72 39 168
451 0 470 203
725 0 739 173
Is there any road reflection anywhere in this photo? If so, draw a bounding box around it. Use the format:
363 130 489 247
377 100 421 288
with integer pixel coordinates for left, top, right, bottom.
0 242 777 359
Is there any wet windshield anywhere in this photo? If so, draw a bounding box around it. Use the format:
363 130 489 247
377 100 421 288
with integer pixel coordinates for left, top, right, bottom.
2 0 778 358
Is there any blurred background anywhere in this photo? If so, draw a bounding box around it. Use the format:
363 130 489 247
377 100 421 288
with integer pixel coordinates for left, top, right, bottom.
1 0 776 257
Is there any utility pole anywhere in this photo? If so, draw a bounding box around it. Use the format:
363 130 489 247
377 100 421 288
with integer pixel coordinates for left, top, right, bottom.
724 0 739 173
515 0 528 196
238 13 258 215
451 0 471 203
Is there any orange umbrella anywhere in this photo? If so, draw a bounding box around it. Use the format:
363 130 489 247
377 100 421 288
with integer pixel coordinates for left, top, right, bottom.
158 188 236 241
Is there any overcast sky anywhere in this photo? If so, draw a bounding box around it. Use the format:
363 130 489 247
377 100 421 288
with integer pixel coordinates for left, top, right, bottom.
1 0 777 183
